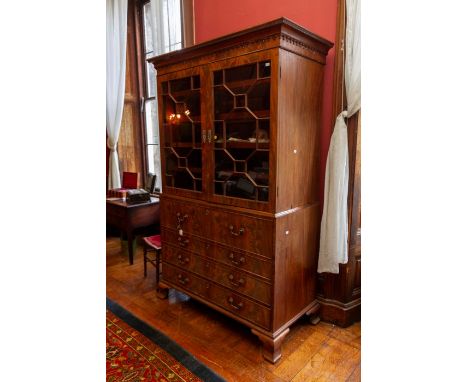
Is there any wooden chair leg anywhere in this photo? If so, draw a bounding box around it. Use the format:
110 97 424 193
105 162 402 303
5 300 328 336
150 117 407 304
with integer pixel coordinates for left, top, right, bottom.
155 249 161 288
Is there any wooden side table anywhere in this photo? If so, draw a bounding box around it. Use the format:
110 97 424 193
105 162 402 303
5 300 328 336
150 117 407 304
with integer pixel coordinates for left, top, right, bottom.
106 197 160 264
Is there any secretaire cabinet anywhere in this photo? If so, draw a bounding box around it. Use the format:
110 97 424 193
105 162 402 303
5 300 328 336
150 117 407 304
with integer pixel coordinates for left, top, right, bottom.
149 18 332 363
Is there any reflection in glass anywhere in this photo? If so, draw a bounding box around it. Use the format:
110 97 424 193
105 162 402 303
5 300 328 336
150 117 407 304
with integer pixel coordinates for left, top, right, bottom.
162 75 202 192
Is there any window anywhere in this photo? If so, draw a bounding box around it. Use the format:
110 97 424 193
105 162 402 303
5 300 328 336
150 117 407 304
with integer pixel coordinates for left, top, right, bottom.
139 0 187 191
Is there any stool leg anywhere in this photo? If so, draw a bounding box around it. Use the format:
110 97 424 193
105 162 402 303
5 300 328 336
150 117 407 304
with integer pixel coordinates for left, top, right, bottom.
143 246 147 277
155 248 161 289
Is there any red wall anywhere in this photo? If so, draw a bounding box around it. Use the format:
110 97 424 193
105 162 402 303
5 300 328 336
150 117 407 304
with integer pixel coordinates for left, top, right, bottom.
194 0 338 204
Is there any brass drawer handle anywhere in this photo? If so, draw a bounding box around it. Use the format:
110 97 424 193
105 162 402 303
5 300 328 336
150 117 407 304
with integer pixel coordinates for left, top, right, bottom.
227 296 244 310
177 254 190 264
176 213 188 229
228 274 245 287
228 252 245 266
229 225 245 237
178 237 189 247
177 274 189 285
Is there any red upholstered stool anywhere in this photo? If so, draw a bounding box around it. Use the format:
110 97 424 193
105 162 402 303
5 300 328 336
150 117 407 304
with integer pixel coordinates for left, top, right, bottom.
143 234 162 288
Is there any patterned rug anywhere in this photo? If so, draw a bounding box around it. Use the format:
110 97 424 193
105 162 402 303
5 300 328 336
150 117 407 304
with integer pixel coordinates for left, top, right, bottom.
106 298 225 382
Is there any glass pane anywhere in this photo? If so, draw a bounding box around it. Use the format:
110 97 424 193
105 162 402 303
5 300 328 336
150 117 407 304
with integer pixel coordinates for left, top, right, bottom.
214 87 234 119
146 62 156 98
162 75 202 192
192 75 200 89
143 3 154 54
247 80 270 114
258 61 271 78
147 144 162 191
247 151 269 186
213 61 271 203
213 70 223 86
145 100 159 144
170 77 191 92
168 0 181 50
225 63 257 83
225 175 257 200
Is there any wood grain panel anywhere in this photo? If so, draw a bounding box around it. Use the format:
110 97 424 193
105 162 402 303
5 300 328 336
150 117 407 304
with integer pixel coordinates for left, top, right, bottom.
276 49 324 212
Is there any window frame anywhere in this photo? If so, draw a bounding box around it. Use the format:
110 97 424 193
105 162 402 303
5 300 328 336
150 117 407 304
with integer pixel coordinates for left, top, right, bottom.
134 0 194 190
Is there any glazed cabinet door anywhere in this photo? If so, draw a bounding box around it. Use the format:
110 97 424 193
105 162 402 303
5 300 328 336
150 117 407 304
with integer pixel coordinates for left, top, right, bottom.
158 68 208 200
207 51 278 212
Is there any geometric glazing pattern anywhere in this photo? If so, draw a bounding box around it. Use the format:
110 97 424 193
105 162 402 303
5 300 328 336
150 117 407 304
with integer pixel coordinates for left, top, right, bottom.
213 61 271 201
161 75 202 191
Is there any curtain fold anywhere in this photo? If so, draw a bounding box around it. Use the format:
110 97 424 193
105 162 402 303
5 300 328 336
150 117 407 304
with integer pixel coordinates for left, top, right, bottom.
318 0 361 274
106 0 128 189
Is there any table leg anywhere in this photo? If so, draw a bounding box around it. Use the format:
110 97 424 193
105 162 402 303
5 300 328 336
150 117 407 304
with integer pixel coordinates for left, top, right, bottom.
127 230 134 265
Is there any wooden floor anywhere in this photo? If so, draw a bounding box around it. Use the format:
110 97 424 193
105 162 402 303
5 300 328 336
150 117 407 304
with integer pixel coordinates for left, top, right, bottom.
106 236 361 382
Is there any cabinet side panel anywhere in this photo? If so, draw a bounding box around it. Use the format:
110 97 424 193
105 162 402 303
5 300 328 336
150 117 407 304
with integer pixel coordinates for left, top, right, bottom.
273 204 320 331
276 50 324 212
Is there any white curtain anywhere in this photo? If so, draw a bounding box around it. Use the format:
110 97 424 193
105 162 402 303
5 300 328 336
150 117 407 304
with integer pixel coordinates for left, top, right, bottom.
318 0 361 274
106 0 128 189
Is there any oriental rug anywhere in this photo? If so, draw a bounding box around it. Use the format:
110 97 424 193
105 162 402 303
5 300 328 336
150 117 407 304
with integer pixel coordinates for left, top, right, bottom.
106 298 225 382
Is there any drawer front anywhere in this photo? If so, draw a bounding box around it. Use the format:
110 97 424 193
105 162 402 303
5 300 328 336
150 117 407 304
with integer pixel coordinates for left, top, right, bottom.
162 263 211 299
209 209 274 257
162 228 273 280
209 282 271 330
161 197 274 257
160 198 207 237
163 263 271 330
209 260 272 306
161 228 208 256
163 245 272 306
207 245 273 280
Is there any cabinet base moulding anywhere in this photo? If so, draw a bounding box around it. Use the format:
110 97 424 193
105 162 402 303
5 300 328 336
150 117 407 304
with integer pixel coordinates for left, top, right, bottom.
317 297 361 327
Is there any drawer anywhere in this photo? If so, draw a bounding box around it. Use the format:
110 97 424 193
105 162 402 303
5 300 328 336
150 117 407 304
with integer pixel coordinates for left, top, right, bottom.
209 283 271 330
162 228 273 280
209 260 272 306
161 228 208 255
163 245 272 305
161 197 274 256
206 244 273 280
162 263 271 330
160 198 208 237
209 209 274 257
162 263 211 299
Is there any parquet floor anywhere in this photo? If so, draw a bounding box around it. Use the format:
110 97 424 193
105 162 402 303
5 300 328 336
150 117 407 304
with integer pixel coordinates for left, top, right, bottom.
106 236 361 381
